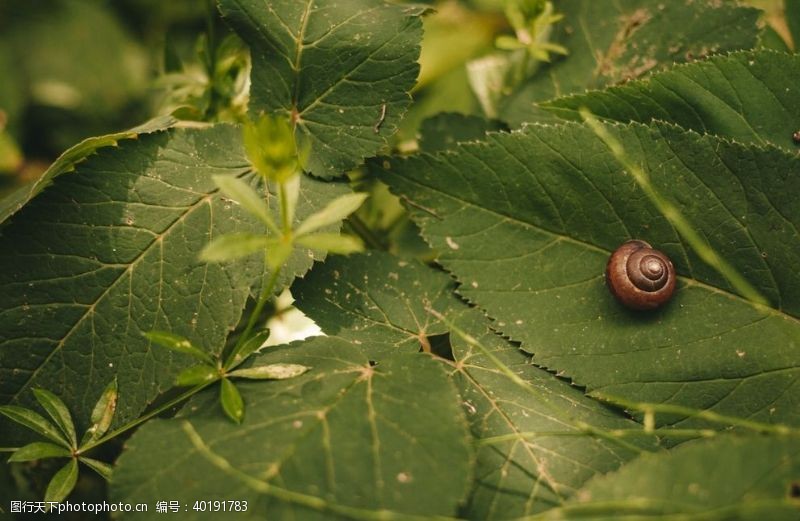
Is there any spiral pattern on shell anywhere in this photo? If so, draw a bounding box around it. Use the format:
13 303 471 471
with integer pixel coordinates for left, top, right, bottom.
606 240 676 310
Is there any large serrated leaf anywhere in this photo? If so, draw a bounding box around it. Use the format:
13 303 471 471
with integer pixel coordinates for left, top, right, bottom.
541 435 800 520
500 0 760 125
0 125 348 441
542 50 800 150
0 115 176 225
110 336 472 519
292 252 656 517
379 121 800 430
219 0 424 178
292 251 456 356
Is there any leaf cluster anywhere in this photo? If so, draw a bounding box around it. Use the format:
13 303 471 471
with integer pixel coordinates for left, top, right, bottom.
2 0 800 519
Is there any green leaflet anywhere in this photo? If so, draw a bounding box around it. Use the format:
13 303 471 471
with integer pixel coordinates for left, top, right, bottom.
379 122 800 429
292 252 656 517
499 0 760 125
45 459 79 503
8 441 71 462
539 435 800 520
110 337 472 519
218 0 425 178
542 50 800 150
0 125 349 441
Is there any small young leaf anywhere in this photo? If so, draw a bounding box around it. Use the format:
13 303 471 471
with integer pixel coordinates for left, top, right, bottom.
296 233 364 255
32 389 77 448
44 459 79 503
212 174 278 233
176 365 219 387
242 114 299 183
265 240 293 270
79 457 113 481
295 192 368 236
8 442 71 462
0 406 69 447
228 363 309 380
226 329 270 369
199 233 269 262
81 379 118 446
219 378 244 424
281 173 301 227
143 331 214 365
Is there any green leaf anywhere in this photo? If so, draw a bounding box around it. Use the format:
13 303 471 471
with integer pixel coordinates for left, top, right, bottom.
32 389 77 448
0 406 68 447
199 233 269 263
295 193 369 236
8 442 71 462
176 365 219 387
82 379 118 446
0 115 175 225
226 330 271 369
293 252 655 516
44 459 78 503
242 114 300 183
542 50 800 149
143 331 214 365
452 313 656 518
212 174 278 233
292 251 457 356
218 0 425 178
0 126 350 440
228 363 309 380
295 233 364 255
788 0 800 52
543 435 800 519
418 112 508 153
219 378 244 424
499 0 761 125
379 121 800 429
79 457 113 481
110 337 473 519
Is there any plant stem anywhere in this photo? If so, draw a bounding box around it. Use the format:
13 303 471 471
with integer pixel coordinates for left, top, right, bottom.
79 381 217 453
581 110 769 307
225 265 281 370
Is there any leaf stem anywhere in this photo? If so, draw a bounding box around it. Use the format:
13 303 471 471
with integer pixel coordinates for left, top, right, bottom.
78 381 216 453
181 421 458 521
592 395 800 436
478 427 718 446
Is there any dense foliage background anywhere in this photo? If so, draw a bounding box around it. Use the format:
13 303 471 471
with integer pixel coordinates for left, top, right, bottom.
1 0 799 519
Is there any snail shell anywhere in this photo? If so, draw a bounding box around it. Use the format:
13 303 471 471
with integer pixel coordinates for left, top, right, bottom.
606 240 676 310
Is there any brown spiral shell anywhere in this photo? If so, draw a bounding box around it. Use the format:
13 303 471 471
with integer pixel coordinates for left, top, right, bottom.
606 240 676 310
